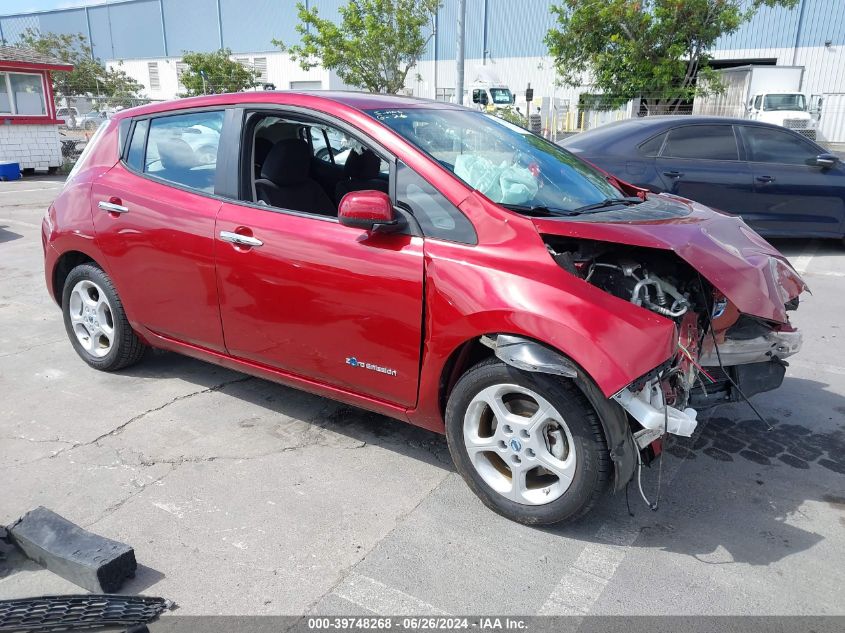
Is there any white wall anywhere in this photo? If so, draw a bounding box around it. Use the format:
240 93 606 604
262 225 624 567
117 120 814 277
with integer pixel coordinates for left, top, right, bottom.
107 53 348 101
0 124 62 171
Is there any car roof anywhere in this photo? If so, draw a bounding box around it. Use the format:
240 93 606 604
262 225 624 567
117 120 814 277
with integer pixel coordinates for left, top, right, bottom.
560 115 805 154
114 91 461 120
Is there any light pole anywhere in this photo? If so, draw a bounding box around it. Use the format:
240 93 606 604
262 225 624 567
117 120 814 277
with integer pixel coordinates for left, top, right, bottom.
455 0 466 105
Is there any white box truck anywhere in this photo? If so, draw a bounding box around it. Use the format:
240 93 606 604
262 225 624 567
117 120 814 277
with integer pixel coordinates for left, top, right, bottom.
693 65 817 139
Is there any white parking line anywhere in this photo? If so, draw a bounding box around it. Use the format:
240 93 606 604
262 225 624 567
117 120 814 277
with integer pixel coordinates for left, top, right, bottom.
539 446 695 615
333 572 450 615
539 519 639 615
790 240 820 274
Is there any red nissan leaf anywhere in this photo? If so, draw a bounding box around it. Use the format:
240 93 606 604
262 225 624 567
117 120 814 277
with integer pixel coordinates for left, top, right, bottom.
43 92 807 525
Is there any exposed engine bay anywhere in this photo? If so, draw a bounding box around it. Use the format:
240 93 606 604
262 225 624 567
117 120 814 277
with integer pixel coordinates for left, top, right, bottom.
543 235 804 449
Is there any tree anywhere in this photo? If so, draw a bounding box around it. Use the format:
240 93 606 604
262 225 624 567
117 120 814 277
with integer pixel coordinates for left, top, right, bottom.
276 0 440 94
545 0 798 114
178 48 260 96
18 29 143 106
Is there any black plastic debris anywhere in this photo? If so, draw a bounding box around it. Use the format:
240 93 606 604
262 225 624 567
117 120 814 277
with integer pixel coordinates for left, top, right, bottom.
0 594 172 633
8 507 136 593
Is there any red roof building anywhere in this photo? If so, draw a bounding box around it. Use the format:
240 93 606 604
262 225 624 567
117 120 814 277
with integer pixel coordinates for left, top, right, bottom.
1 46 73 173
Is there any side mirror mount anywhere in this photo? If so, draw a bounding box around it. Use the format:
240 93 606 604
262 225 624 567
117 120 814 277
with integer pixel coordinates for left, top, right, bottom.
338 190 397 232
814 153 839 169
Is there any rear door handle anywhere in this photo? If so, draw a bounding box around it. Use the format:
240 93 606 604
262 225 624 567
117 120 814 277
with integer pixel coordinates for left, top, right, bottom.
98 199 129 214
756 175 775 183
663 171 684 179
219 230 263 248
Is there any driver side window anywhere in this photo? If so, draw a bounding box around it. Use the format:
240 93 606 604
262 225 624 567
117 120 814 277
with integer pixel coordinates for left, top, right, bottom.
741 126 819 165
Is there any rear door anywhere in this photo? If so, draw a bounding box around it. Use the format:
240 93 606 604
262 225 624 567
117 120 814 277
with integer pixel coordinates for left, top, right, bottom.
655 124 755 214
738 124 845 237
91 109 227 351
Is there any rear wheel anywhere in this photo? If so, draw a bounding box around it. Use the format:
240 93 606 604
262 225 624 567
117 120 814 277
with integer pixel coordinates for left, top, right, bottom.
446 359 611 525
62 264 147 371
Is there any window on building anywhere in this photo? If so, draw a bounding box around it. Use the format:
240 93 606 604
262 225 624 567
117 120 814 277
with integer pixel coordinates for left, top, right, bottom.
175 62 188 91
436 87 455 103
661 125 738 161
148 62 160 91
289 80 322 90
1 71 47 116
0 73 11 113
253 57 268 83
143 110 224 193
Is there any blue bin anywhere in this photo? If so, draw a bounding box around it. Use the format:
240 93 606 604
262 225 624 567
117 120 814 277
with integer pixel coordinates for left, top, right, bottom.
0 162 21 181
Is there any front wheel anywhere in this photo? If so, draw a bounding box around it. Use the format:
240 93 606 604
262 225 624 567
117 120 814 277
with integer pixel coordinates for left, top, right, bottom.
445 359 611 525
62 264 147 371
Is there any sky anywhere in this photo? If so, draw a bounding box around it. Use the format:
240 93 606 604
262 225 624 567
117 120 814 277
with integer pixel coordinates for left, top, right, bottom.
1 0 105 15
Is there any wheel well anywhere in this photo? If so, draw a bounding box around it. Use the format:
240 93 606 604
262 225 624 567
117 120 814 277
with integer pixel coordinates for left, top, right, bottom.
53 251 96 303
438 337 494 418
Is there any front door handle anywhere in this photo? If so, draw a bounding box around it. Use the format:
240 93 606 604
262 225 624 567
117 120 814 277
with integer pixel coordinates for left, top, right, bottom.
663 171 684 179
756 175 775 183
98 199 129 214
219 230 263 248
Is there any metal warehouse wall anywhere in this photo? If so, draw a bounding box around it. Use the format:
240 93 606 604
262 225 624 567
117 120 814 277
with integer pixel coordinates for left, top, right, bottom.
0 0 841 67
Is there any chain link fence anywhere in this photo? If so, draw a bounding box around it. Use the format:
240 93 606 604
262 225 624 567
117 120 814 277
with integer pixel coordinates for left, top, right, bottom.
54 94 162 169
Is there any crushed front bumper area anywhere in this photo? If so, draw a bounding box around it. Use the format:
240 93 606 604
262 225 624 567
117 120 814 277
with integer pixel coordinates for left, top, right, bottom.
688 359 788 408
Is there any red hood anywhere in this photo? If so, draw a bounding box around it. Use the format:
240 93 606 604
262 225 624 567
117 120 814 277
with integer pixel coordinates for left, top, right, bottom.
532 194 808 324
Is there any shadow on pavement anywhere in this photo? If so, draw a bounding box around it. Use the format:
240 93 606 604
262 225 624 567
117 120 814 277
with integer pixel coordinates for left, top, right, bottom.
0 226 24 244
104 352 845 567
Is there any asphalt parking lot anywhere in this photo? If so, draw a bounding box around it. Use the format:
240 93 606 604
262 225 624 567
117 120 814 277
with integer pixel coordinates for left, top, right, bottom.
1 177 844 616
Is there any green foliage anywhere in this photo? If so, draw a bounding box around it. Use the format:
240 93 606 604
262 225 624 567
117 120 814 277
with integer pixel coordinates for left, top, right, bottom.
18 29 143 106
276 0 440 94
546 0 799 114
494 107 528 129
179 49 260 96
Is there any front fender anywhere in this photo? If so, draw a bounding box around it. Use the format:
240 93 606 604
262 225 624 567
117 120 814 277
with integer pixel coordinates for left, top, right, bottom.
410 240 676 432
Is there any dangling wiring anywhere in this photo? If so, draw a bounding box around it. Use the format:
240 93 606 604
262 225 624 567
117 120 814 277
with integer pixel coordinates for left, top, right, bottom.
697 274 774 432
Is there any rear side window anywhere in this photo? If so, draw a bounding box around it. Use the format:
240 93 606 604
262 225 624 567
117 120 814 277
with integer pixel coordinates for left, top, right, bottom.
126 119 148 171
638 132 666 157
662 125 738 161
396 162 476 244
143 110 224 193
741 126 818 165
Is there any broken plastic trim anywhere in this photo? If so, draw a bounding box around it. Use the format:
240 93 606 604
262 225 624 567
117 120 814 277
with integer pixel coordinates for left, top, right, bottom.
0 595 173 633
480 334 578 377
613 379 698 438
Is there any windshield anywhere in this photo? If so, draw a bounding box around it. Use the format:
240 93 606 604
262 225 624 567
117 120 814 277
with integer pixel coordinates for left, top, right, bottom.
763 94 807 111
489 88 513 105
368 108 626 214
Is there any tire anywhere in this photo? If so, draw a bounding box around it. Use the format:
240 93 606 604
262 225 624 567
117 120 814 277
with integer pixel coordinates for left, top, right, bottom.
445 359 611 525
61 264 147 371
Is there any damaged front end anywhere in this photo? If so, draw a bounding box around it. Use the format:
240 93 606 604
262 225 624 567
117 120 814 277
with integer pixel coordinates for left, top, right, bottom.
539 200 807 453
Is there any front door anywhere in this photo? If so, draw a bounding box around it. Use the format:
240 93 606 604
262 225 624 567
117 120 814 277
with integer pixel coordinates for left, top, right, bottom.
91 109 227 351
214 203 425 406
739 125 845 237
214 111 424 406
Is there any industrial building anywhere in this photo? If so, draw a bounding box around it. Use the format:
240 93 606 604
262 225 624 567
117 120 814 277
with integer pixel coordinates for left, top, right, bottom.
1 0 843 139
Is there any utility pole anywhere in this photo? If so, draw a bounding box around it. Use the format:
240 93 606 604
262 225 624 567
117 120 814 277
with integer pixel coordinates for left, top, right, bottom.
455 0 466 105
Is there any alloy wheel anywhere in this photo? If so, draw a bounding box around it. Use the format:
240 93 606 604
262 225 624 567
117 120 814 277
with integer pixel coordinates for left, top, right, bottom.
463 383 577 505
68 279 115 358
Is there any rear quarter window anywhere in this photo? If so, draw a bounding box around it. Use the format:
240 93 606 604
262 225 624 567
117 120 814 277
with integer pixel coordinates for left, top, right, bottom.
638 132 666 157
